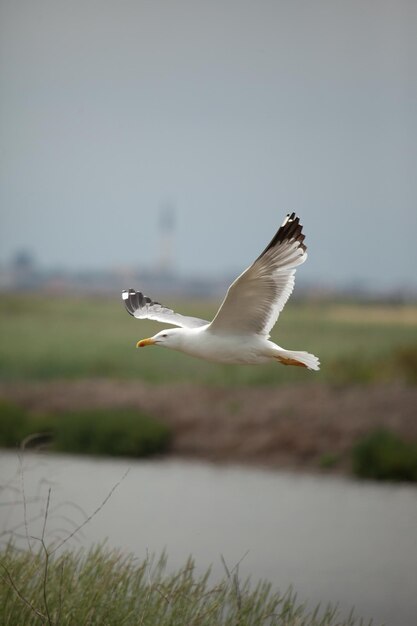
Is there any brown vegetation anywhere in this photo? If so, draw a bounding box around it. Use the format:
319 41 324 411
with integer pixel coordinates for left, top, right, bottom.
1 380 416 473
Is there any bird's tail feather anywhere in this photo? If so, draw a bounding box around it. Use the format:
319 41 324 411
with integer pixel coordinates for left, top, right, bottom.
274 349 320 371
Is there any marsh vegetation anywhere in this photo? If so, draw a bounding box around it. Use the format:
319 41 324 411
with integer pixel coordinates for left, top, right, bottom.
0 542 373 626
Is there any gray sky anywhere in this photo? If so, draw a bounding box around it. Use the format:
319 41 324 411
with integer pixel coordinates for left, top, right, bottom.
1 0 416 289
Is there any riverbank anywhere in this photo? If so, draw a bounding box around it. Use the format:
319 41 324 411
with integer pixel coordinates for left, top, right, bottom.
1 380 416 474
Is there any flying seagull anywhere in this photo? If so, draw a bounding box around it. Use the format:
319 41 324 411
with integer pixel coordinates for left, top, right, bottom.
122 213 319 370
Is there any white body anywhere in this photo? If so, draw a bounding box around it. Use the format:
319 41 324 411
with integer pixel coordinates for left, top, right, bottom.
170 326 273 364
146 326 320 370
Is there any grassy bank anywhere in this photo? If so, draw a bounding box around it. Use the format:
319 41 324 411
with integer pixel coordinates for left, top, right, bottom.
0 294 416 385
0 401 171 458
0 544 371 625
352 429 417 482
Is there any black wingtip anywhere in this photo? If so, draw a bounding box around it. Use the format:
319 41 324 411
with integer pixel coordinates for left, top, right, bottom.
279 213 306 249
122 289 161 317
257 212 306 260
122 288 138 316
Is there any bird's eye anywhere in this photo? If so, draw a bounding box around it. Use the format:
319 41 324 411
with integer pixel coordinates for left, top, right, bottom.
162 334 168 338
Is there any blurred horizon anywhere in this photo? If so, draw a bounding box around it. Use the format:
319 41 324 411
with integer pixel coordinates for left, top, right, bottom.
1 0 416 292
1 242 417 299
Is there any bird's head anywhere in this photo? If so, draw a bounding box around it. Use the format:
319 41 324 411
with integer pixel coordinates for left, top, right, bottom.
136 328 183 350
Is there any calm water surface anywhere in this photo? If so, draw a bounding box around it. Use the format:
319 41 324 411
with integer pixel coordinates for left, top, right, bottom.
1 451 417 626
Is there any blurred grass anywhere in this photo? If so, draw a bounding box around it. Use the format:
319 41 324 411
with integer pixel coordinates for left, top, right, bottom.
352 429 417 482
0 544 371 626
0 293 416 385
53 408 171 457
0 400 171 458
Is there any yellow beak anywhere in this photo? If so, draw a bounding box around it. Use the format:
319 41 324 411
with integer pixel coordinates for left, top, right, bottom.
136 337 156 348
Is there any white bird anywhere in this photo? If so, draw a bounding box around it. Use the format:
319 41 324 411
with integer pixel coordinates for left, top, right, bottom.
122 213 320 370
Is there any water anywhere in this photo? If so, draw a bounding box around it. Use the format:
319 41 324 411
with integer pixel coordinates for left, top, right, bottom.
1 450 417 625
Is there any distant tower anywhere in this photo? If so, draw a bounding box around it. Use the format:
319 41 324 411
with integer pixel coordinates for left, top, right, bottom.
157 202 176 275
11 250 37 288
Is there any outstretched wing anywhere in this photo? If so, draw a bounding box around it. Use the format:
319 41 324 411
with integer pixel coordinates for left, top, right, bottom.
208 212 307 337
122 289 209 329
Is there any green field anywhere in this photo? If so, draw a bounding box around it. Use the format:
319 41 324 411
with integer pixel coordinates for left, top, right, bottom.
0 294 416 385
